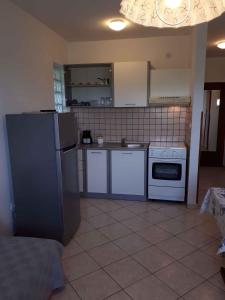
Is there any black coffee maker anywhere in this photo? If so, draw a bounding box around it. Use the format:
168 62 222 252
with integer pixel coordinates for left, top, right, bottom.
82 130 93 144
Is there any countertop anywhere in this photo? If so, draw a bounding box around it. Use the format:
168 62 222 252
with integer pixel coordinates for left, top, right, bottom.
78 143 149 151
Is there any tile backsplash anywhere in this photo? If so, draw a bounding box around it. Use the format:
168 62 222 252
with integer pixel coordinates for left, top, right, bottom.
72 106 190 144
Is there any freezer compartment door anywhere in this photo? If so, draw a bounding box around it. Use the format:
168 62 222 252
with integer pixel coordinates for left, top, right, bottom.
55 113 78 150
60 146 80 244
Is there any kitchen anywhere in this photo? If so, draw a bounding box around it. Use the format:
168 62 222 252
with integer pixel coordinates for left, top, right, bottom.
69 64 190 202
1 0 225 299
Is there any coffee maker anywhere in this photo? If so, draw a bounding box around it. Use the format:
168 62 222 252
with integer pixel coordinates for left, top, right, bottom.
82 130 93 144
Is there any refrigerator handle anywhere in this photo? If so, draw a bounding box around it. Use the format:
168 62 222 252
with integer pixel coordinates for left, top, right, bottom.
62 144 76 153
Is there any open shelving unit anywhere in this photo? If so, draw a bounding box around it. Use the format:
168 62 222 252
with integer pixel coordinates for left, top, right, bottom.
64 63 113 107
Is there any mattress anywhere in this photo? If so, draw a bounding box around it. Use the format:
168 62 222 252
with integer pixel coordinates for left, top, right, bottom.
0 236 64 300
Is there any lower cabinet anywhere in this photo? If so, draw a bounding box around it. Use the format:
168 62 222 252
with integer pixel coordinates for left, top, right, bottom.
86 149 108 194
78 149 84 192
111 150 145 196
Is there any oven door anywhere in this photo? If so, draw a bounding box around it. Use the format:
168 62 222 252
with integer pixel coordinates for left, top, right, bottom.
148 157 186 188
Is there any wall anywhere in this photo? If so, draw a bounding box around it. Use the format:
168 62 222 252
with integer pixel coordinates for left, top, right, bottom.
187 24 208 206
205 57 225 82
0 0 67 234
68 35 192 144
72 106 188 144
68 35 191 69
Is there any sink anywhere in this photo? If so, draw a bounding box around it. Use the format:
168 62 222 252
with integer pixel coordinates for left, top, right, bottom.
126 143 142 148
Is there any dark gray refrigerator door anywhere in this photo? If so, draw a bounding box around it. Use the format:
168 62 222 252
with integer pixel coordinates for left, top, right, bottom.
58 146 80 244
6 113 64 241
55 113 78 150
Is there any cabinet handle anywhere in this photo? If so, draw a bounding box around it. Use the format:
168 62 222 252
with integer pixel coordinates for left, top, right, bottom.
91 151 102 154
121 152 133 155
125 104 136 106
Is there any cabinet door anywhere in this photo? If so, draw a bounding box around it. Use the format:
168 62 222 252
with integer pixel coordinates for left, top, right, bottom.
78 149 83 192
87 150 108 194
114 62 148 107
150 69 191 98
111 150 145 195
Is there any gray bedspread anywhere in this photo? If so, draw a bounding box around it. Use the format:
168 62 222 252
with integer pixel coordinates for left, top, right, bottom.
0 236 65 300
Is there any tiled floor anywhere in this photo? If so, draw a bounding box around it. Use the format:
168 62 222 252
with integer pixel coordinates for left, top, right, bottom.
51 195 225 300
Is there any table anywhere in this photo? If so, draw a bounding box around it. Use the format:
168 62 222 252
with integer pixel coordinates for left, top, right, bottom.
200 187 225 284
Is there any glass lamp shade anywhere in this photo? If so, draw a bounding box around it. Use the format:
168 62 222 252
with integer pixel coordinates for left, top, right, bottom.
120 0 225 28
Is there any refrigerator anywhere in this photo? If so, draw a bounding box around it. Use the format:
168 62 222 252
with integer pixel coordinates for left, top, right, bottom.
6 112 80 245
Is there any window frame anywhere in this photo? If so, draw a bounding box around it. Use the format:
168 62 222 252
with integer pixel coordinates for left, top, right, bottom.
53 63 65 112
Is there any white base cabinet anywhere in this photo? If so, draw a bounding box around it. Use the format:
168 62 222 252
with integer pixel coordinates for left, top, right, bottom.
111 150 145 196
86 150 108 194
78 149 84 192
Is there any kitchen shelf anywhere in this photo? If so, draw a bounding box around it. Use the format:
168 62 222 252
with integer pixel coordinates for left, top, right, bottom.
64 63 113 107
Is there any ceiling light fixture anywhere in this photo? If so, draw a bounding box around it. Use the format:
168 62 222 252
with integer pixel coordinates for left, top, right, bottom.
108 19 127 31
120 0 225 28
217 41 225 49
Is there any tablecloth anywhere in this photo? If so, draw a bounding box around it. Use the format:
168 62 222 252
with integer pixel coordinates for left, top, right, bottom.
200 187 225 254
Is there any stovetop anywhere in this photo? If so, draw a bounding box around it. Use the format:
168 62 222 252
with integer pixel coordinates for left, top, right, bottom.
149 142 186 149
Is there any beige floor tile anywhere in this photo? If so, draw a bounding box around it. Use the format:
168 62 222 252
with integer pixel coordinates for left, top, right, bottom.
176 228 214 248
127 204 152 215
195 221 221 238
104 257 149 288
71 269 120 300
99 223 132 241
75 220 95 236
139 210 170 224
81 206 102 219
106 291 132 300
88 242 127 267
133 245 174 273
183 282 225 300
109 208 136 221
208 272 225 291
74 230 108 250
155 261 204 296
63 252 99 281
175 212 206 227
157 237 196 259
94 201 122 213
114 233 150 255
125 275 179 300
63 240 83 259
88 213 116 229
137 225 173 244
180 250 221 279
200 239 221 257
158 205 187 218
111 200 133 207
147 201 166 210
158 219 192 235
50 284 80 300
121 216 152 232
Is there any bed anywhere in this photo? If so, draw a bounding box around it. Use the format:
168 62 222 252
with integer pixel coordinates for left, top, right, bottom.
0 236 65 300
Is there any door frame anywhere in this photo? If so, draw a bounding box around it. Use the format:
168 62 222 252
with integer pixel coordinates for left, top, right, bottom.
201 82 225 166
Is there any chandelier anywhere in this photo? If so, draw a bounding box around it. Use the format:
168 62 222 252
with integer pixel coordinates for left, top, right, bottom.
120 0 225 28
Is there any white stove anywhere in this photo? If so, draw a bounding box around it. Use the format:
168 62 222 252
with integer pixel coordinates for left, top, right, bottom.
148 142 187 202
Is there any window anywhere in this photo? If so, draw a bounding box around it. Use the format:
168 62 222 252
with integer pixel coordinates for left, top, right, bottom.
53 63 65 112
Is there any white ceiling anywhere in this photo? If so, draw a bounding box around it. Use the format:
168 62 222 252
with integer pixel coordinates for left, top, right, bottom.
11 0 225 57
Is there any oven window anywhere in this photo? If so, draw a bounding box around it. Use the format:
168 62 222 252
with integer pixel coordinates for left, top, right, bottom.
152 163 182 181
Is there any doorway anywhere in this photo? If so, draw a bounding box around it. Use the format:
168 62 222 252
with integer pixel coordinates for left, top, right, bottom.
200 83 225 167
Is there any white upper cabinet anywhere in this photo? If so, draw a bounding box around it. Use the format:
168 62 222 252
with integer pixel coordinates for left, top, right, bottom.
149 68 191 105
114 61 149 107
